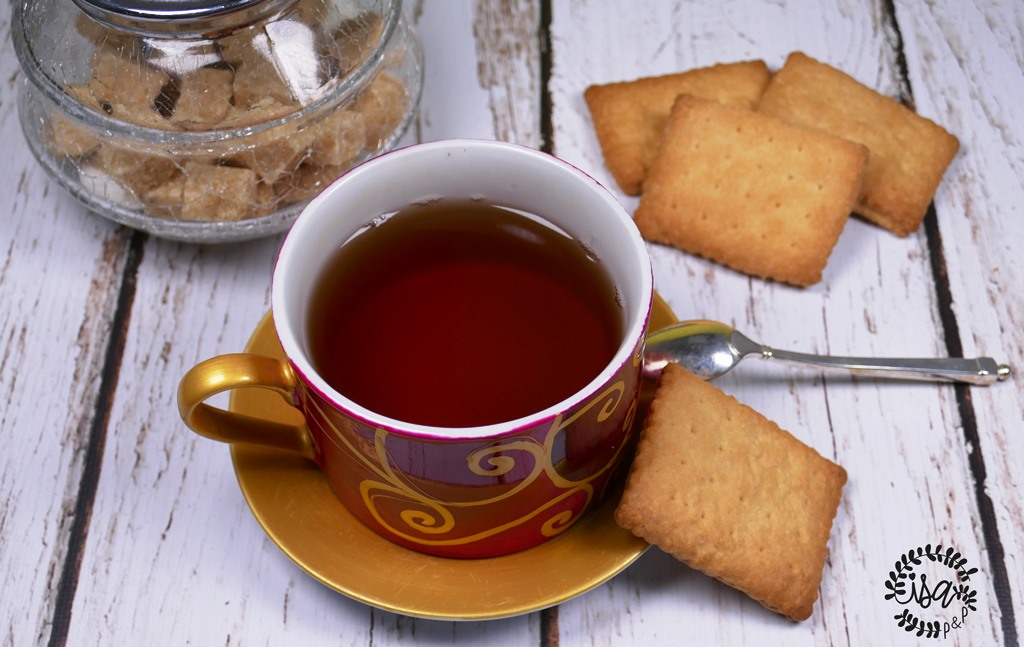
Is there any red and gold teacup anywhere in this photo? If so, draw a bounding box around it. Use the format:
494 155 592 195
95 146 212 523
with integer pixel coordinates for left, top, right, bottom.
178 140 653 558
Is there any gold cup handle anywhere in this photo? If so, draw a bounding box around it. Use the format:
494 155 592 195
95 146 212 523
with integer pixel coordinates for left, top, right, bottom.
177 354 313 458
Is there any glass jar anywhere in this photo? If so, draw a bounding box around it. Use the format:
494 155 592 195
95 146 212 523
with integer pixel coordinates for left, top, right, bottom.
14 0 423 242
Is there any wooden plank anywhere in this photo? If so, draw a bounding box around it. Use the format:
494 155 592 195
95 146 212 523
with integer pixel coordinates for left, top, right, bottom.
549 0 1002 644
0 18 133 647
62 236 295 645
62 1 544 644
413 0 541 147
894 0 1024 643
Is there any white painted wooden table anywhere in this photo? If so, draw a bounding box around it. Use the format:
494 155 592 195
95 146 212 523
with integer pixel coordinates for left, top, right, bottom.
3 1 1022 645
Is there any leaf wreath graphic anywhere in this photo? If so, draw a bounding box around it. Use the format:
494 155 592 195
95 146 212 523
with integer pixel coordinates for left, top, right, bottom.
957 584 979 612
894 610 943 639
884 543 979 602
921 544 979 581
883 547 922 600
885 542 980 640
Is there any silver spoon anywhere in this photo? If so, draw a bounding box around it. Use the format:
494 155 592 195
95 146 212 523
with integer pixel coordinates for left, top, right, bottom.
643 320 1011 385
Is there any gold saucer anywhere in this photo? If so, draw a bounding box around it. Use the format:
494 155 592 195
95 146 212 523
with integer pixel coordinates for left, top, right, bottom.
228 293 677 620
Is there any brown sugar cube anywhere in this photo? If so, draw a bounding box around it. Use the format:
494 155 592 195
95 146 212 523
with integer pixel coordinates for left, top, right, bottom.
584 60 772 195
169 67 234 129
106 100 168 130
355 72 408 151
291 0 338 22
252 181 280 218
221 34 298 109
219 97 295 130
757 52 960 236
328 11 385 74
46 85 104 159
46 112 101 159
94 144 180 198
85 49 169 127
144 163 259 221
308 109 366 167
273 162 346 204
180 163 259 222
635 95 867 286
141 173 186 219
289 2 396 79
226 123 315 185
615 363 847 621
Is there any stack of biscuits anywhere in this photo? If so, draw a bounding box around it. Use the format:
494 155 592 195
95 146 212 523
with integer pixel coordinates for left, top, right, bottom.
585 52 960 286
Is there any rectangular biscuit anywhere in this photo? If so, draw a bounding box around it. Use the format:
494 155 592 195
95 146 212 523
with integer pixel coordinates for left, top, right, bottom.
757 52 959 236
584 60 771 195
634 95 867 286
615 364 847 621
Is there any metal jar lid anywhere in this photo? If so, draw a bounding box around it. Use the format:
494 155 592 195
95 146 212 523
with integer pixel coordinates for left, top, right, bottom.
71 0 299 34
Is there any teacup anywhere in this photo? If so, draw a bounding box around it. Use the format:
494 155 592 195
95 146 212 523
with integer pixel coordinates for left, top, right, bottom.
178 139 653 558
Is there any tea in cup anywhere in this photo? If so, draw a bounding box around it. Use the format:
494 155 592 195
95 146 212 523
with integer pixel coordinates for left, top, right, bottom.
178 139 654 558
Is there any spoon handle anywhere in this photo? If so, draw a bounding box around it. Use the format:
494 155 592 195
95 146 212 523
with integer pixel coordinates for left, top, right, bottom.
752 345 1011 385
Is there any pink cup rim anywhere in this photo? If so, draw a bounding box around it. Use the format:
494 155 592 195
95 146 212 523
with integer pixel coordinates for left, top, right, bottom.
272 139 654 441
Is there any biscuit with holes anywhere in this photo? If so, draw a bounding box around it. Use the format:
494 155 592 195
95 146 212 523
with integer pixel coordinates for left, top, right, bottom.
634 95 867 286
584 61 771 195
615 363 847 621
757 52 959 236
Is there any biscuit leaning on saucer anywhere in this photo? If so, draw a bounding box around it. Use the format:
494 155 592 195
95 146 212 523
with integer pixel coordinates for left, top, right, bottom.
757 51 959 237
615 363 847 621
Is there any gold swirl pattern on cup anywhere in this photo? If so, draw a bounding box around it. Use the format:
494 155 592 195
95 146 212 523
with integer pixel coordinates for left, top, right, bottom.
542 380 626 487
308 379 634 548
362 479 595 547
466 438 547 488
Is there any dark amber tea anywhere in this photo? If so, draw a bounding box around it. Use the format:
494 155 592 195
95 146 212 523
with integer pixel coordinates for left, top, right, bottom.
307 199 623 428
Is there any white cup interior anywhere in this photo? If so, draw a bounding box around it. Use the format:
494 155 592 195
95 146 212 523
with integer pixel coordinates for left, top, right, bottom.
273 139 653 439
